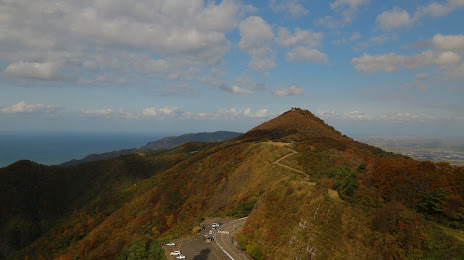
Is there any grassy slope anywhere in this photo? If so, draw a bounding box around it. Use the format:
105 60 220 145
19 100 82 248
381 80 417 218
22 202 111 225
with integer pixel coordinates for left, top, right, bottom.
237 144 464 259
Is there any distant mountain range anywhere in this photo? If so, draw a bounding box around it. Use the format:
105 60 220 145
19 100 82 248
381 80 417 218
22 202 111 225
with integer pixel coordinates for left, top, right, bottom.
140 131 242 150
60 131 241 167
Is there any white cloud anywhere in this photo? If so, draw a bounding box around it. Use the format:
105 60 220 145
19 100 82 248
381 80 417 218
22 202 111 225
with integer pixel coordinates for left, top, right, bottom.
244 108 271 118
275 27 327 64
376 7 411 30
316 16 341 29
356 34 395 49
332 32 362 45
199 74 223 88
233 75 254 87
370 35 391 45
219 84 253 95
377 1 464 31
239 16 275 71
378 112 421 121
4 61 68 80
78 106 273 120
316 109 371 120
83 109 114 115
352 50 461 72
316 109 436 122
330 0 369 10
345 110 370 120
286 46 328 63
358 34 464 86
0 101 62 114
432 34 464 53
206 108 273 119
273 84 305 96
232 75 267 91
316 109 339 118
141 106 184 117
440 62 464 81
397 34 464 83
275 27 322 48
0 0 250 85
269 0 309 18
414 0 464 19
328 0 369 26
82 108 138 118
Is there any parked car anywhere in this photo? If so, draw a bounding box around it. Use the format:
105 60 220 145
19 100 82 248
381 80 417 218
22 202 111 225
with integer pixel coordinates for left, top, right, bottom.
176 255 186 259
170 251 181 256
166 242 176 246
209 230 213 235
212 223 219 228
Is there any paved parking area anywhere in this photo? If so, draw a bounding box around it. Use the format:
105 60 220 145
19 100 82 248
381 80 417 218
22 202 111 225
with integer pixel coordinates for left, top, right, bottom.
163 218 238 260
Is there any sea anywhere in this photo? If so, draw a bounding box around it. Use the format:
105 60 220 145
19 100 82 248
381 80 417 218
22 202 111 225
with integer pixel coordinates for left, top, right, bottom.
0 132 167 167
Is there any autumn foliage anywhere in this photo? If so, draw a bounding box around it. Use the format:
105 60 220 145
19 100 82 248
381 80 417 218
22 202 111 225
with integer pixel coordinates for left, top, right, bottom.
2 108 463 259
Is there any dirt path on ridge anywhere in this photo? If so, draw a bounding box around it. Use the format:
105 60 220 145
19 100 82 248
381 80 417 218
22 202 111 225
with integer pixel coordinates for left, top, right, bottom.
273 149 306 174
264 142 316 186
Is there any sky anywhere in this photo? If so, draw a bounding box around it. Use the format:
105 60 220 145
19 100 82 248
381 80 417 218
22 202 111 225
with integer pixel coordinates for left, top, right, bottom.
0 0 463 137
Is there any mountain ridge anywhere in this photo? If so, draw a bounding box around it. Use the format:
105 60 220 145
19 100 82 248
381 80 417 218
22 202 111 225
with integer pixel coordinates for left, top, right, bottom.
60 131 241 167
1 108 463 259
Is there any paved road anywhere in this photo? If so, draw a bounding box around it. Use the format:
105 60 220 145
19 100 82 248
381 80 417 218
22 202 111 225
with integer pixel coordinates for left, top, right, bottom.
214 217 249 260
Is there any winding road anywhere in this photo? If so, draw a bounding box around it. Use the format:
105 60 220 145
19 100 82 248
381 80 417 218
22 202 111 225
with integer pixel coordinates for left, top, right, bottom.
214 217 249 260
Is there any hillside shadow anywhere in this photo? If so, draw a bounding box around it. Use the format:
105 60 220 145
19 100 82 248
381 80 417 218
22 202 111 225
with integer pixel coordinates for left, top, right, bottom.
193 248 211 260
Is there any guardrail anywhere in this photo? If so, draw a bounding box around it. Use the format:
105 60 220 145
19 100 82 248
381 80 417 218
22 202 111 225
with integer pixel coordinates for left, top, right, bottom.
216 243 235 260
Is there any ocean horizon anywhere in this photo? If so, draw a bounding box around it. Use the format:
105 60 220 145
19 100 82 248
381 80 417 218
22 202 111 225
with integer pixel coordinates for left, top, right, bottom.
0 132 168 167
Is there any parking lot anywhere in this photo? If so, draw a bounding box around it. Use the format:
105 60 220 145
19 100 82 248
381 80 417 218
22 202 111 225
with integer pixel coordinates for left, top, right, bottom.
163 218 236 260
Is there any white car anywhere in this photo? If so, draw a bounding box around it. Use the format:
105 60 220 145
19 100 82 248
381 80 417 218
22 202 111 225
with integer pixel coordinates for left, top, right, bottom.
166 242 176 246
176 255 186 259
209 230 213 235
170 251 181 256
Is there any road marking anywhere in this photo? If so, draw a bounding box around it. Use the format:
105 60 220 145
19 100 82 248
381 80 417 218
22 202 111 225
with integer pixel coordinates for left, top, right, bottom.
217 231 229 234
217 220 247 260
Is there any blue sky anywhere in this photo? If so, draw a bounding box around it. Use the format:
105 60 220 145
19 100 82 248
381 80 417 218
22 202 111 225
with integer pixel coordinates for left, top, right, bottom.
0 0 463 136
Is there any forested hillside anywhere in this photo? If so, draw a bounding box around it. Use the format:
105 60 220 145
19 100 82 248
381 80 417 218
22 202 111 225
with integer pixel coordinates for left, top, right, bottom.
1 108 463 259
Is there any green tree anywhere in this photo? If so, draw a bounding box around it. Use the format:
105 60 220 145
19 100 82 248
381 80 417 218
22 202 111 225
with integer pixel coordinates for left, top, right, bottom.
418 188 447 214
246 242 263 260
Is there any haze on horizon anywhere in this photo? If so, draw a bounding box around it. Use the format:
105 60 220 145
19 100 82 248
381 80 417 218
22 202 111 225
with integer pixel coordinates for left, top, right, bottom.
1 0 463 137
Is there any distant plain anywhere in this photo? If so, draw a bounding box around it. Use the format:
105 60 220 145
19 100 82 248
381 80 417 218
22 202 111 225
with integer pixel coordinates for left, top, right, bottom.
356 136 464 166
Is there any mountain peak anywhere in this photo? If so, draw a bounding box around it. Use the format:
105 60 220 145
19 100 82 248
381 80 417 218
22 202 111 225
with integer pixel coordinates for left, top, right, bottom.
243 107 343 142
